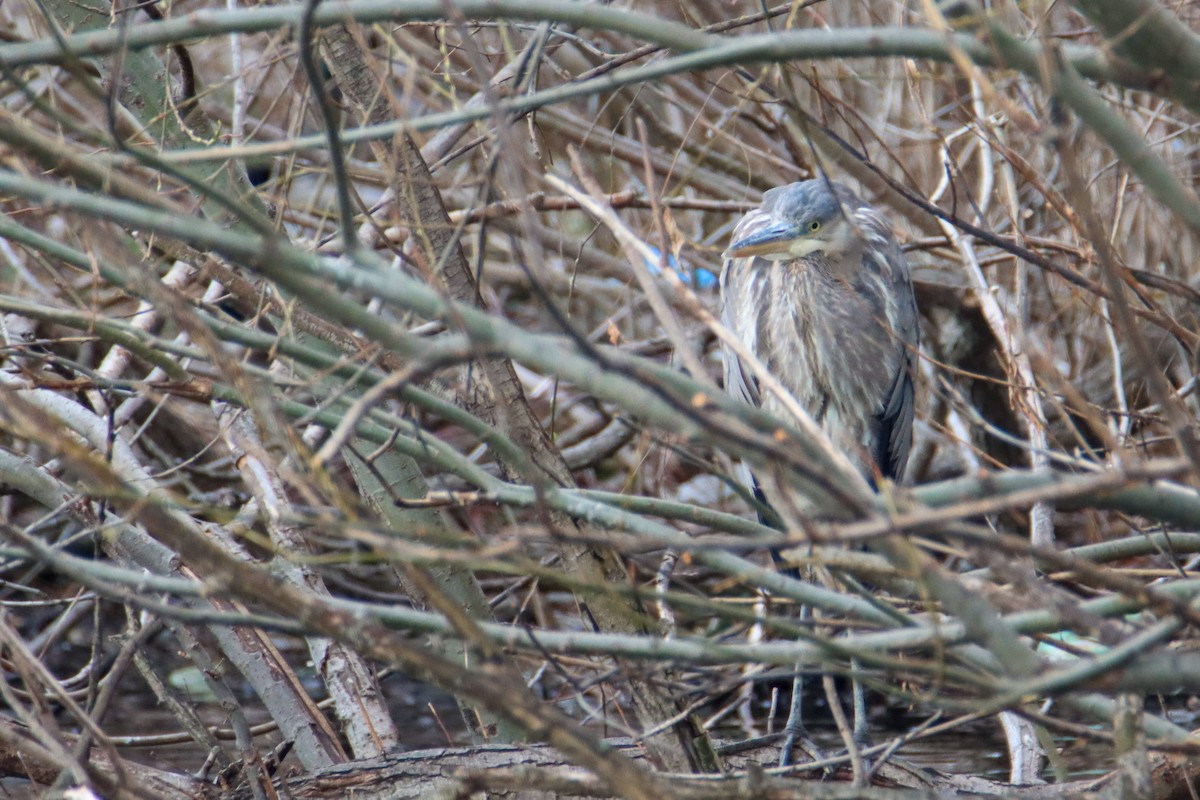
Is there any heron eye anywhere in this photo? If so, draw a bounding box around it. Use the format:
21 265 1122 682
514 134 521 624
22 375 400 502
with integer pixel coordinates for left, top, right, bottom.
808 221 822 233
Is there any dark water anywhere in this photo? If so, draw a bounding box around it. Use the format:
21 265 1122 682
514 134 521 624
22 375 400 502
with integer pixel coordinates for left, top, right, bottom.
6 673 1169 797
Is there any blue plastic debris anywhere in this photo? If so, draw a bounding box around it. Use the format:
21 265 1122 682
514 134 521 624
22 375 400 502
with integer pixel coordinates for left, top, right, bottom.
644 246 717 289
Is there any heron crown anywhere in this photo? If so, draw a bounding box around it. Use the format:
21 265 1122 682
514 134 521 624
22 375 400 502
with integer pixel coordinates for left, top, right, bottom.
765 180 852 228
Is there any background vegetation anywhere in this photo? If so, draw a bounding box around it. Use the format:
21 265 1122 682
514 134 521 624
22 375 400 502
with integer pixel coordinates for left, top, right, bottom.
2 0 1200 797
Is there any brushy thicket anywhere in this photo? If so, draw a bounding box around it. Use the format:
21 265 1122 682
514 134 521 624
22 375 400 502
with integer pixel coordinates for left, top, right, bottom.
3 1 1200 798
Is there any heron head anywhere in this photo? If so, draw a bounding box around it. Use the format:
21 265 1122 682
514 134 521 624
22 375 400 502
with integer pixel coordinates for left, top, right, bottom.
723 179 855 262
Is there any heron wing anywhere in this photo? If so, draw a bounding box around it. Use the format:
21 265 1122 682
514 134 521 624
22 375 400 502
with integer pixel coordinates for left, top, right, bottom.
724 352 761 408
719 278 762 408
856 206 920 482
875 351 915 480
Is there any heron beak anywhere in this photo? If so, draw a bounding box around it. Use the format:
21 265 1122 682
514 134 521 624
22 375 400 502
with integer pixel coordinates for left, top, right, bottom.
723 223 814 260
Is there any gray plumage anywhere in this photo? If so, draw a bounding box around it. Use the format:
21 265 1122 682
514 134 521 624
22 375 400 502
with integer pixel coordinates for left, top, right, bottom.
720 178 918 483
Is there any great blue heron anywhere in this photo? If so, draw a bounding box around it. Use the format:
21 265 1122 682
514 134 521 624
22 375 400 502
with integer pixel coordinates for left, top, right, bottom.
720 177 919 765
